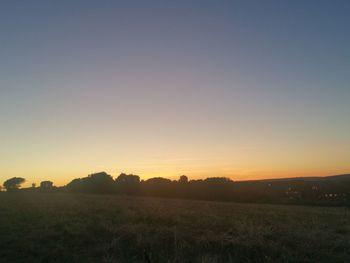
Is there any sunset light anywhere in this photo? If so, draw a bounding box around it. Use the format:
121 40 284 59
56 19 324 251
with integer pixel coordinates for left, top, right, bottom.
1 2 350 262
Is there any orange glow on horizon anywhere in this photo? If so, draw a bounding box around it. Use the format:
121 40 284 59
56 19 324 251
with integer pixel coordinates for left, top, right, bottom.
13 166 350 188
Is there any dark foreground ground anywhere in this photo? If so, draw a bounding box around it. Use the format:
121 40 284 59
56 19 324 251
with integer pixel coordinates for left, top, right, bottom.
0 193 350 263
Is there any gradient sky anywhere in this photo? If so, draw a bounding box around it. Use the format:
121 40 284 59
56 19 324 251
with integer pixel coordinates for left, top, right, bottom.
1 0 350 187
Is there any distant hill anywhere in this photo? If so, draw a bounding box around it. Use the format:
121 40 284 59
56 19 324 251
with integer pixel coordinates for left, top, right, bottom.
324 174 350 181
238 174 350 183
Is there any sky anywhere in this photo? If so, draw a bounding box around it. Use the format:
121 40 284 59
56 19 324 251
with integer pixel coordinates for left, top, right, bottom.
1 0 350 187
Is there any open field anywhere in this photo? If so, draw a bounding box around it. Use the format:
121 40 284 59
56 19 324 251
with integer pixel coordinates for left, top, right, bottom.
1 193 350 263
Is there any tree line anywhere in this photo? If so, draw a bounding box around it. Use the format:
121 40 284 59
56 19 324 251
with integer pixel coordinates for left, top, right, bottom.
2 172 350 206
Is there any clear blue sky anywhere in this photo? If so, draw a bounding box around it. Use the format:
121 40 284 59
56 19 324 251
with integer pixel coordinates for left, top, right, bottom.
1 1 349 186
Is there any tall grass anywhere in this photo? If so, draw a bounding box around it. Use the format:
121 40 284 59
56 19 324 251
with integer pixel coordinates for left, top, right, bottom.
0 192 349 262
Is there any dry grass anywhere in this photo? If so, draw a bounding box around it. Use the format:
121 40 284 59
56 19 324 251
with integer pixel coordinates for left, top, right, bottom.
0 192 350 262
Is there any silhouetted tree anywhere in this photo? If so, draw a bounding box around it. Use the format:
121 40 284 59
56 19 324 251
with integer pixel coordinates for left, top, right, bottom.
115 173 140 184
145 177 172 184
115 173 141 194
204 177 233 183
3 177 25 191
62 171 350 205
66 178 83 192
32 183 36 188
40 181 53 189
179 175 188 183
66 172 115 194
141 177 174 197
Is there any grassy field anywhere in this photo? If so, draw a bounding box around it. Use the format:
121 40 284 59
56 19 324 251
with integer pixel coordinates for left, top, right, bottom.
0 193 350 263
